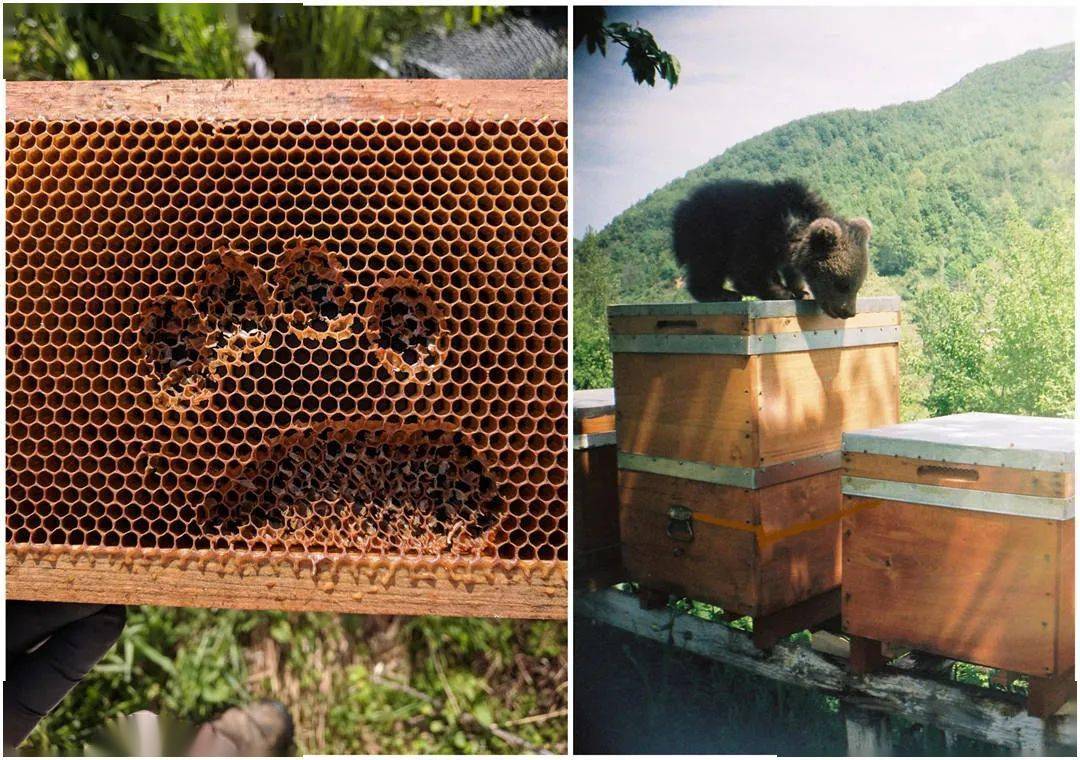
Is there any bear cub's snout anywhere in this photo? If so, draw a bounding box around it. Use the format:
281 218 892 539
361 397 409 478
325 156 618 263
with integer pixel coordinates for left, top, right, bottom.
672 178 871 318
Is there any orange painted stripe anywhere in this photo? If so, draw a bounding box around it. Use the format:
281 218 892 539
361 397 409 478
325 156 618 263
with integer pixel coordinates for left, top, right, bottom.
688 500 878 547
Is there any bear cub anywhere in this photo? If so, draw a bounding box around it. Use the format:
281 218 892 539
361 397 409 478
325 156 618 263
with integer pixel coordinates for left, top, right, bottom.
672 178 871 318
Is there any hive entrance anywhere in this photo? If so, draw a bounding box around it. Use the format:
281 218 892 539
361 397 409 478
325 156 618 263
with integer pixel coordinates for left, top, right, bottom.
205 424 501 556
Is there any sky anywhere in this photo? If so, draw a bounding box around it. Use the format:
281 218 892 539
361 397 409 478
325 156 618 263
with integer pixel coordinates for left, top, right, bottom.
573 5 1075 237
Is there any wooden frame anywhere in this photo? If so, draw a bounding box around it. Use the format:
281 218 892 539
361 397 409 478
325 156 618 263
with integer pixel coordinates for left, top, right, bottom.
5 79 567 620
7 549 566 619
6 80 567 121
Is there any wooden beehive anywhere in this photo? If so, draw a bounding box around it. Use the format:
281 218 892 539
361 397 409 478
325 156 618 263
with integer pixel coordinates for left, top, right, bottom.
572 388 621 589
609 297 900 641
5 79 568 620
842 413 1075 715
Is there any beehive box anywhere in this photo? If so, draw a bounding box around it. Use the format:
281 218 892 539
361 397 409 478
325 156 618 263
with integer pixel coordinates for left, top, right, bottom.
609 297 900 627
842 413 1075 712
5 80 568 619
572 388 621 589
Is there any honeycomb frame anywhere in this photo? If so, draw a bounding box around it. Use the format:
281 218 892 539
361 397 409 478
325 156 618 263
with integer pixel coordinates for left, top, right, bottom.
5 80 568 619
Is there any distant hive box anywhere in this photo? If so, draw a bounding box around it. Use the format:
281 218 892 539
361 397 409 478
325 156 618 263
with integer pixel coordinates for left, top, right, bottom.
609 297 900 629
842 413 1075 714
572 388 621 589
5 80 568 619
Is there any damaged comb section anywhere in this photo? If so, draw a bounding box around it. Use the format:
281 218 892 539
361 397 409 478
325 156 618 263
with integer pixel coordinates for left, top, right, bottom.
6 96 567 615
204 422 500 556
368 277 448 381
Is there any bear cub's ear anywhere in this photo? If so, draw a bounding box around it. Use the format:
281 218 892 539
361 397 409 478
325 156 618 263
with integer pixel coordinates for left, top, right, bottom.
807 218 842 253
847 217 872 246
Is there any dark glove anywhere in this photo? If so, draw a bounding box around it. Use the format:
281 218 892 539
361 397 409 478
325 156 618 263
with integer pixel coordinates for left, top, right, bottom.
4 602 126 751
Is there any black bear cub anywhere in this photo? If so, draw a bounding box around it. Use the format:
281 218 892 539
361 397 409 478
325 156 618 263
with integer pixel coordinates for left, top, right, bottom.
672 179 871 319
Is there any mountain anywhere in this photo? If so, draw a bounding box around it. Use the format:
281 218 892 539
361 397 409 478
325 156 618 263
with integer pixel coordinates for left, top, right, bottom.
580 44 1074 303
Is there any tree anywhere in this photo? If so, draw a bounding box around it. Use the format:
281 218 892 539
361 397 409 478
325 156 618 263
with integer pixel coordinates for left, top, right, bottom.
914 210 1074 418
573 230 617 389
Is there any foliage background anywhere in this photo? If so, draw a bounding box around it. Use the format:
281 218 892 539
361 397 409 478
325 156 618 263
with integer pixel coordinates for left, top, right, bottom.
4 3 567 755
3 4 508 80
574 44 1075 423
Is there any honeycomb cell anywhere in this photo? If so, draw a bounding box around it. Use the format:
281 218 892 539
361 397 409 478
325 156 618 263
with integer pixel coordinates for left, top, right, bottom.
6 114 568 568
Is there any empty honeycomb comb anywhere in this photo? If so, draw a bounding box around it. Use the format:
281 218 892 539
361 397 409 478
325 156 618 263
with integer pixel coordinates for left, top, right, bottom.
6 80 567 619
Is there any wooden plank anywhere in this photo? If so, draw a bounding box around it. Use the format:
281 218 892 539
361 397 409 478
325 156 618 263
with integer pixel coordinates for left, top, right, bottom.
1056 520 1075 675
613 352 756 467
849 635 890 674
752 310 899 336
578 588 1077 754
756 344 899 466
7 549 567 620
575 413 615 436
844 452 1074 499
755 470 843 614
6 80 567 121
1028 667 1076 718
843 497 1059 675
752 588 840 650
618 469 759 613
573 446 620 575
812 630 852 658
608 313 749 336
844 706 893 756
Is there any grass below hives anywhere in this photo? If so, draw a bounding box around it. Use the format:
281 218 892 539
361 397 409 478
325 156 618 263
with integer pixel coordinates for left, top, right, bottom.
21 607 568 755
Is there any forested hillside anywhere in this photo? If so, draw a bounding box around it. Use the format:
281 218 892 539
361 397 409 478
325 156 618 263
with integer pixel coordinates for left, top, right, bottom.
575 44 1074 419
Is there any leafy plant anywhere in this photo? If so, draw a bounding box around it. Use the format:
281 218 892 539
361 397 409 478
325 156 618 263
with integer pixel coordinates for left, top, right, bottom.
247 5 501 79
22 609 566 755
137 4 247 79
574 6 679 88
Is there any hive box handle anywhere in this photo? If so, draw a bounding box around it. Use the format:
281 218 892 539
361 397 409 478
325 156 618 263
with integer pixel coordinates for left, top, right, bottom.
655 319 699 330
916 464 979 482
666 505 694 542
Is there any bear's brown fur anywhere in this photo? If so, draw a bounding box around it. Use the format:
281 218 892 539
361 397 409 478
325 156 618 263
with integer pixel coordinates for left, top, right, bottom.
672 179 871 318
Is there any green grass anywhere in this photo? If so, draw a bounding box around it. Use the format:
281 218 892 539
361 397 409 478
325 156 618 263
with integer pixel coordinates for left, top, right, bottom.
23 607 567 755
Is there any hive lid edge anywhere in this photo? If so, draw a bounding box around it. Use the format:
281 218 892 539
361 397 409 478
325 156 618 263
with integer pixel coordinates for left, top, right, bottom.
572 388 616 420
842 413 1075 473
607 295 901 318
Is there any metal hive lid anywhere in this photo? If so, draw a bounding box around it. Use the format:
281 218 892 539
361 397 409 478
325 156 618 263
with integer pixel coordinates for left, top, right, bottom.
607 295 900 318
843 412 1076 473
573 387 615 420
